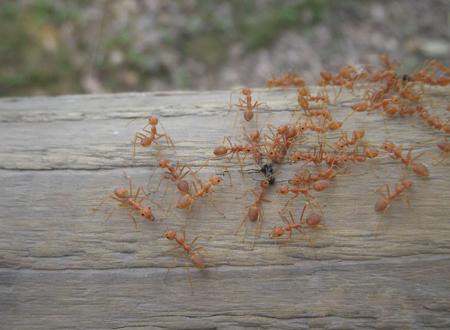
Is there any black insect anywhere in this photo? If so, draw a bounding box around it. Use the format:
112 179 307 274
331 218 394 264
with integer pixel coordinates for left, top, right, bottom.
260 163 275 185
402 74 412 82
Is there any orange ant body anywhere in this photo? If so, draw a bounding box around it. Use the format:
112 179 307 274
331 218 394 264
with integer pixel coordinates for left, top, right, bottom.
352 101 370 113
133 116 174 157
382 142 429 177
375 179 413 213
335 129 365 149
176 175 222 210
267 72 305 88
237 179 270 244
164 230 205 269
290 167 337 187
159 159 190 194
271 206 307 239
97 175 156 226
437 138 450 153
236 87 261 122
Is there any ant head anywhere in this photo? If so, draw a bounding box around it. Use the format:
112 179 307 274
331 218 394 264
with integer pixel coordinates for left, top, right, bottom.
278 184 289 195
437 139 450 152
245 144 253 153
290 151 302 162
163 230 177 240
365 148 379 159
353 129 365 140
249 129 260 141
401 180 413 189
242 87 251 95
140 207 154 221
159 159 170 168
148 116 159 126
114 187 129 198
382 142 395 152
277 125 288 135
268 150 277 161
210 176 222 185
271 226 284 238
327 121 342 130
260 179 270 189
299 86 310 96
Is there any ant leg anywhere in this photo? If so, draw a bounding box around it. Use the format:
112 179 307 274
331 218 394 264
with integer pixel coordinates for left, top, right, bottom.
132 134 140 159
128 210 138 228
165 187 178 217
105 206 119 221
206 195 225 217
401 194 411 208
334 86 344 102
235 212 249 235
236 152 245 173
134 186 143 200
184 260 193 293
299 203 308 223
190 236 199 246
92 193 112 212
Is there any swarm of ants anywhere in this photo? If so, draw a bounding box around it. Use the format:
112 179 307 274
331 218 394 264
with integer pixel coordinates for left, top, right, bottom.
95 55 450 288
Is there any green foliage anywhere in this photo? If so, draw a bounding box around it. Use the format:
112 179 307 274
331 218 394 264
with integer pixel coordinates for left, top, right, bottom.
0 0 329 96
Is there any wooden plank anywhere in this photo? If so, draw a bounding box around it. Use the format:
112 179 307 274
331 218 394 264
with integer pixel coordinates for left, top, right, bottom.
0 88 449 329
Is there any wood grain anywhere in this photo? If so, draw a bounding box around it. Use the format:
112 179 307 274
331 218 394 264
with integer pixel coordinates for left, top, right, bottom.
0 87 449 329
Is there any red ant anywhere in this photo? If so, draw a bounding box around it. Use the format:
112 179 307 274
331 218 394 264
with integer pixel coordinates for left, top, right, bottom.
433 138 450 165
234 87 262 122
437 138 450 153
176 174 223 212
278 183 326 212
335 129 365 149
95 174 158 227
158 159 190 194
213 137 249 170
236 179 270 246
164 230 205 269
133 116 174 157
266 72 305 88
374 178 413 213
382 142 429 177
163 229 206 288
271 207 306 240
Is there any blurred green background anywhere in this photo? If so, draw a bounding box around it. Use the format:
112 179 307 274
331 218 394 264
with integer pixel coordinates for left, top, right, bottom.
1 0 449 96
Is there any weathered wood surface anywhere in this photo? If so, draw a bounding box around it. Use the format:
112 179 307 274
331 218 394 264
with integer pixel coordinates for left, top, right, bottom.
1 88 450 329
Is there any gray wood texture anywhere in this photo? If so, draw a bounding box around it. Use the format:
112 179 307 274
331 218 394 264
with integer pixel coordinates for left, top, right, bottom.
1 87 450 329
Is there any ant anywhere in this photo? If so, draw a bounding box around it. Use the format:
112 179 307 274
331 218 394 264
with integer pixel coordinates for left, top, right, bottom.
433 138 450 165
133 116 174 158
266 72 305 88
176 174 223 212
335 129 365 150
213 137 248 170
235 87 262 122
163 229 206 289
374 178 413 213
95 174 158 227
236 179 270 247
271 207 306 240
382 142 429 177
158 159 190 194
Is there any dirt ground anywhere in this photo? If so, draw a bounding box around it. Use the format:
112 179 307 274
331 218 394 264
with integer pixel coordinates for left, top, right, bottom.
1 0 449 96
